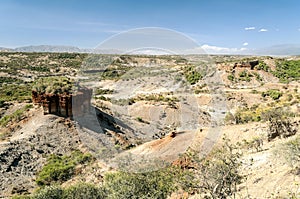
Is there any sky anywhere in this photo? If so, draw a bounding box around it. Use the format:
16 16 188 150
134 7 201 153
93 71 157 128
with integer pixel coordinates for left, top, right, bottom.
0 0 300 53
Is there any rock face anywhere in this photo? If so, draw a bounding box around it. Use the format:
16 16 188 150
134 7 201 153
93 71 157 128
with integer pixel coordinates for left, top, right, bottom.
233 60 259 70
0 115 81 197
32 88 92 117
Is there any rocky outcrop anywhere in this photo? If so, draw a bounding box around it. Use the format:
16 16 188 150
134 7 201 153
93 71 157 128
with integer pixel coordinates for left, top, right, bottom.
233 60 259 70
0 116 81 197
32 88 92 117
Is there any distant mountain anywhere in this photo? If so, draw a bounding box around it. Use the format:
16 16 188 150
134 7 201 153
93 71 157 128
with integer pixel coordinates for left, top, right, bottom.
14 45 82 53
1 44 300 55
254 44 300 56
0 47 13 52
0 45 124 54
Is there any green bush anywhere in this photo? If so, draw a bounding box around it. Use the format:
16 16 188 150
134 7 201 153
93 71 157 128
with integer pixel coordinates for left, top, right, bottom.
233 108 261 124
183 65 203 85
104 168 178 199
36 151 93 186
227 74 235 81
134 94 178 103
0 104 32 127
262 89 282 100
33 186 63 199
94 95 111 101
63 183 106 199
262 108 297 141
94 88 114 95
26 66 50 72
255 62 270 72
238 70 251 82
12 196 32 199
32 77 74 94
252 72 263 82
0 77 24 84
0 99 5 108
101 66 133 80
273 60 300 83
0 83 32 102
13 183 105 199
239 70 247 78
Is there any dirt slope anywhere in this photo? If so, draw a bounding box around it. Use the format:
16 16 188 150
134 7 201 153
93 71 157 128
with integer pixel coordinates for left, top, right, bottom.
0 107 82 197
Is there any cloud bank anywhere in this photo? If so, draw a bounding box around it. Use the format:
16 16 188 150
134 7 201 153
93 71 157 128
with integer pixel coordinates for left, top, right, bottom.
245 27 256 30
259 28 268 32
200 44 248 54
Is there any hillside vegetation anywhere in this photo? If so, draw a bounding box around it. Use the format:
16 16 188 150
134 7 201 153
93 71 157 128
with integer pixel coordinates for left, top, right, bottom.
0 52 299 198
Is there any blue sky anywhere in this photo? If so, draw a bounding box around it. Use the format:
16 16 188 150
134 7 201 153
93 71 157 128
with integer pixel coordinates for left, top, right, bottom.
0 0 300 51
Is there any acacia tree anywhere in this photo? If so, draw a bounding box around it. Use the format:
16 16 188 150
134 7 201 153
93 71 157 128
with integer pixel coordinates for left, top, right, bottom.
189 138 243 199
262 108 297 141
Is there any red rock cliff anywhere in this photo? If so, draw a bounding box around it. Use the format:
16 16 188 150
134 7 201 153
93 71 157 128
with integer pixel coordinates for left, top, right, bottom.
32 88 92 117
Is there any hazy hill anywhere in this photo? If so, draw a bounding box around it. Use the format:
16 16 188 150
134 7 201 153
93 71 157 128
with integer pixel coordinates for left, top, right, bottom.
14 45 81 53
1 44 300 55
254 44 300 56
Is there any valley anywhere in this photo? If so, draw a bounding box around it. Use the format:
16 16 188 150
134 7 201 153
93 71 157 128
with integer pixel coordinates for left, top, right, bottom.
0 52 299 198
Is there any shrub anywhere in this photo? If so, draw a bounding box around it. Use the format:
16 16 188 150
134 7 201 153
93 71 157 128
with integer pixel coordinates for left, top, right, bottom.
242 137 264 152
0 83 32 102
0 77 24 84
262 108 297 141
233 108 261 124
252 72 263 82
183 65 203 85
224 112 235 124
239 70 247 78
227 74 235 81
0 104 32 127
274 135 300 174
63 183 107 199
26 66 50 72
33 186 63 199
193 138 243 198
255 62 270 72
273 60 300 83
36 151 93 186
13 183 106 199
95 95 111 101
0 99 5 108
101 66 133 80
134 94 178 103
32 77 74 95
250 89 259 94
103 167 179 199
94 88 114 95
12 196 32 199
111 98 135 106
238 70 251 82
261 89 282 100
136 117 143 122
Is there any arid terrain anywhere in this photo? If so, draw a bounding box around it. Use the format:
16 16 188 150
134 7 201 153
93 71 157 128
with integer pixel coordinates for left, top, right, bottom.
0 52 299 198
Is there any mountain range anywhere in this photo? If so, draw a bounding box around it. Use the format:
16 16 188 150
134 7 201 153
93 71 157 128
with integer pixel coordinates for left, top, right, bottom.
1 44 300 55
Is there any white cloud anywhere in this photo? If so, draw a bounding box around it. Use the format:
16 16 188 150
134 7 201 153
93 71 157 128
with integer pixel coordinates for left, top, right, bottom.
245 27 256 30
200 44 248 54
243 42 249 46
259 28 268 32
298 28 300 32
